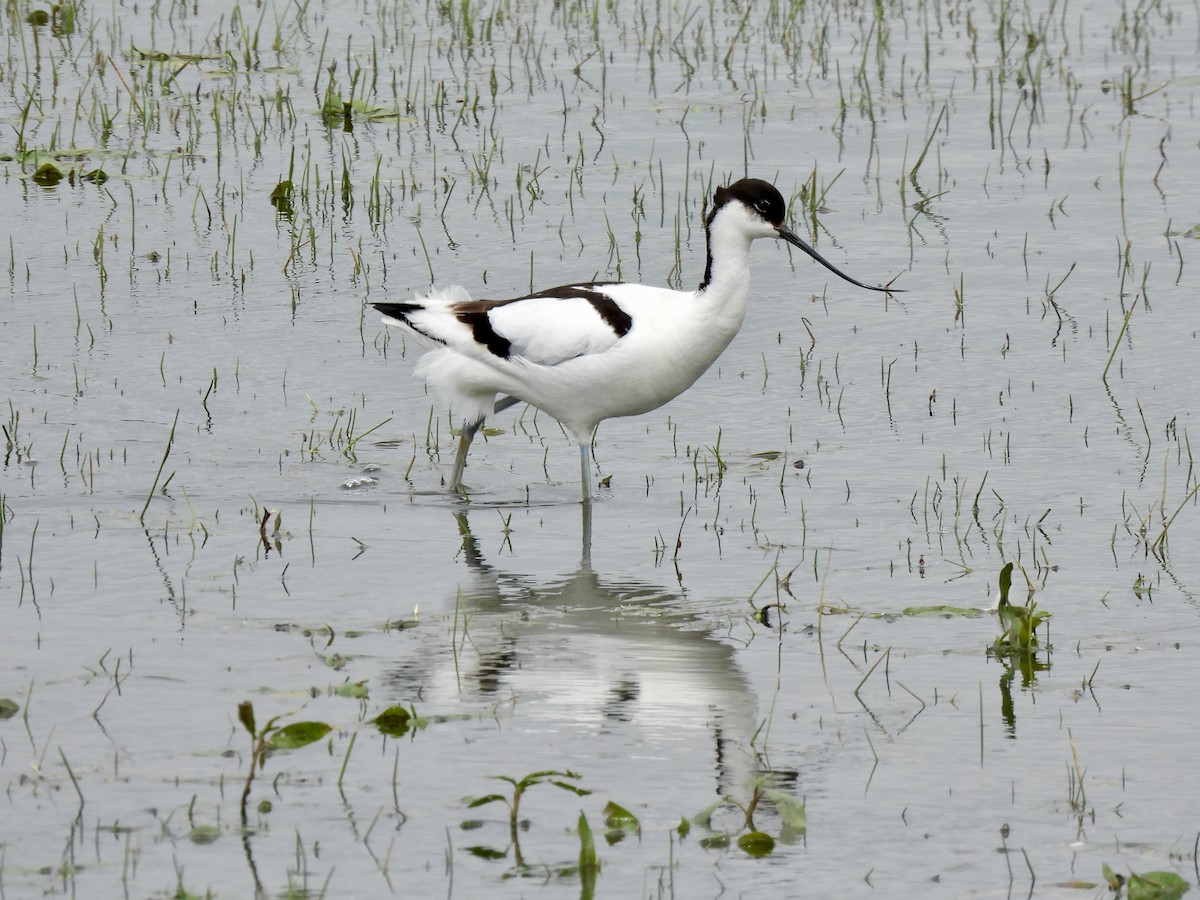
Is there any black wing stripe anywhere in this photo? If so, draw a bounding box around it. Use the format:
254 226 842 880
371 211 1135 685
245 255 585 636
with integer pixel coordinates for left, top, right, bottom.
374 302 446 346
456 310 512 359
511 284 632 338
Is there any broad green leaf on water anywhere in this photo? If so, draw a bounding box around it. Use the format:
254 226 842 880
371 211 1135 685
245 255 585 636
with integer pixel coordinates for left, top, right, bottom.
699 834 730 850
999 562 1014 606
334 680 369 699
31 163 63 186
1127 870 1189 900
464 845 508 861
347 98 404 122
676 817 691 838
321 92 347 127
737 831 776 857
372 706 412 737
603 800 640 832
266 721 331 750
465 793 508 809
903 605 985 618
762 789 807 832
236 701 256 736
188 825 220 845
269 181 295 216
0 697 19 718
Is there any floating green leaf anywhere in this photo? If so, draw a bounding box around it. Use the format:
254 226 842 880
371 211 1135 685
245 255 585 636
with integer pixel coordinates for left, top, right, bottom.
333 680 368 699
903 605 985 618
31 163 63 186
737 831 776 857
321 86 347 128
464 846 507 860
0 698 19 719
267 721 331 750
269 180 295 216
372 705 412 737
187 825 220 845
603 800 640 832
1127 870 1189 900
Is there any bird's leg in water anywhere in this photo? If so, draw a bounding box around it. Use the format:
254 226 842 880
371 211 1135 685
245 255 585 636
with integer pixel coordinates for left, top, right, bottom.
450 395 522 494
449 418 480 493
579 443 593 504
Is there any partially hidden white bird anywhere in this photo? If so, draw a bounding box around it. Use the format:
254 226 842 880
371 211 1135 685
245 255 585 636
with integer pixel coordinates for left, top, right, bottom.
375 177 898 502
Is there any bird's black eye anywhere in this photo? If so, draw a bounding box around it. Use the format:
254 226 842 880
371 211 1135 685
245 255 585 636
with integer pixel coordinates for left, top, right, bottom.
755 198 771 213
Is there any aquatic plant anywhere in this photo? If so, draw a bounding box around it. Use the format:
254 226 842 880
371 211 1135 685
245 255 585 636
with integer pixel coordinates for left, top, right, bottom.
1101 862 1190 900
577 811 599 898
463 769 591 867
235 700 331 826
992 562 1051 654
685 779 806 858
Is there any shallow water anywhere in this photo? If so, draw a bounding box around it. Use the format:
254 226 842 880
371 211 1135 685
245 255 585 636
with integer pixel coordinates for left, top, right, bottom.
3 0 1200 896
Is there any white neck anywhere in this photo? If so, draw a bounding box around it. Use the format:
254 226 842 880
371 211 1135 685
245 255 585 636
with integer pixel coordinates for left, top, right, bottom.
698 204 765 330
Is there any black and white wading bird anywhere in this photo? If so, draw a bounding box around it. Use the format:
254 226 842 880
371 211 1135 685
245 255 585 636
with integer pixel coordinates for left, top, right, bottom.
375 177 899 502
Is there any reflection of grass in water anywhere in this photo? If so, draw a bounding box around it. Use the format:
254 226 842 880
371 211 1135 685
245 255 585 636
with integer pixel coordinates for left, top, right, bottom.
463 769 591 868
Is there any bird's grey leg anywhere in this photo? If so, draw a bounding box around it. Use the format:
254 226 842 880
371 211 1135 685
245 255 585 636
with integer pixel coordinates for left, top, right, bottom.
449 396 521 494
580 499 592 566
579 442 593 504
450 417 482 493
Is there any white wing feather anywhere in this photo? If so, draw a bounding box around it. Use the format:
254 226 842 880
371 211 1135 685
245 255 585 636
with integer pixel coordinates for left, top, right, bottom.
486 295 624 365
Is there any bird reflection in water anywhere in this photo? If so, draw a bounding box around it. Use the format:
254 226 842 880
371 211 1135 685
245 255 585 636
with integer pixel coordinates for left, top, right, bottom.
384 503 799 811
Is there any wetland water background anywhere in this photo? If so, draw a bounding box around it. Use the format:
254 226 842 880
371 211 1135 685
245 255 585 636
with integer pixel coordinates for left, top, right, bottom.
3 0 1200 896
